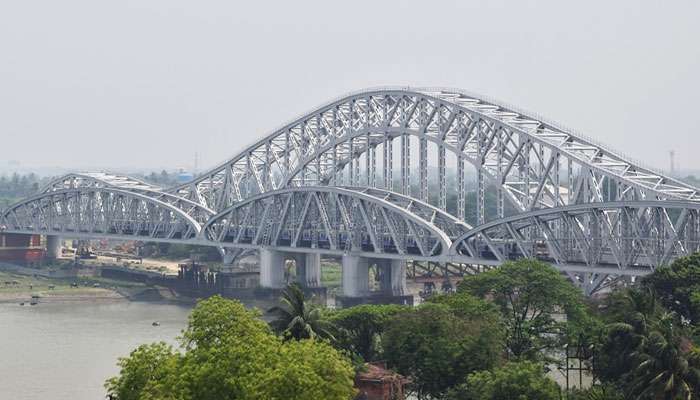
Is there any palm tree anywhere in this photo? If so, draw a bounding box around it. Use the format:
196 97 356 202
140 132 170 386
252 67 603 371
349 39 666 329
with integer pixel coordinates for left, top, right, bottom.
595 288 700 398
268 283 336 341
628 312 700 399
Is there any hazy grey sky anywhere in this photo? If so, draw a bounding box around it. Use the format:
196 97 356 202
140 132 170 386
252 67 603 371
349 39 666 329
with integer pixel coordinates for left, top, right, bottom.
1 0 699 173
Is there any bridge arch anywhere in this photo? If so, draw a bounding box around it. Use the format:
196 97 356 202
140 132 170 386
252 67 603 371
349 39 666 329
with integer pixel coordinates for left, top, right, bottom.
169 88 699 226
41 172 161 193
1 188 203 242
41 173 216 226
450 200 700 273
201 186 453 259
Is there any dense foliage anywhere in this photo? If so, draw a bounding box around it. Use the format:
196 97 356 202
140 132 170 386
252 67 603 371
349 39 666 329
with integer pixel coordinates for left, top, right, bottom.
444 361 560 400
644 252 700 324
328 303 406 362
383 299 503 399
267 283 335 341
106 255 700 399
105 296 356 400
459 259 585 362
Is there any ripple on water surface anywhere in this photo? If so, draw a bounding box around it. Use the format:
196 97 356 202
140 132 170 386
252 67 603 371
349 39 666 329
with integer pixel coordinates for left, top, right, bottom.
0 301 192 400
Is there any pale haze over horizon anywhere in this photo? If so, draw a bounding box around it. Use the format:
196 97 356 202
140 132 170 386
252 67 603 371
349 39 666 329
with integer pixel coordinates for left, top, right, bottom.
1 0 699 175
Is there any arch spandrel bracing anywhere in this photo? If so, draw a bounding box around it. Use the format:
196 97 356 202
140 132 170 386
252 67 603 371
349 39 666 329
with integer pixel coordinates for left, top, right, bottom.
168 87 700 220
1 188 202 242
40 173 216 226
450 201 700 272
201 187 452 259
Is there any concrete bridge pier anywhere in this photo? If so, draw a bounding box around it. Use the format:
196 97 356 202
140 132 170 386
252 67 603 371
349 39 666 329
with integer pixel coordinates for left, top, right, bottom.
259 248 286 289
341 255 370 297
258 250 327 301
379 259 408 296
338 255 413 307
294 253 321 288
45 235 62 259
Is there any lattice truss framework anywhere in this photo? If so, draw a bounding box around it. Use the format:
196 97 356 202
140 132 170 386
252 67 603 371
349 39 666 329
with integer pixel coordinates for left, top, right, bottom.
2 88 700 291
452 201 700 279
202 187 452 258
171 88 700 226
1 188 202 241
42 173 215 226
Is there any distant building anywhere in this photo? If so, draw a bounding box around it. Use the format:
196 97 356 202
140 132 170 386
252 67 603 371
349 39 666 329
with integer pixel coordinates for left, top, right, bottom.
0 233 44 263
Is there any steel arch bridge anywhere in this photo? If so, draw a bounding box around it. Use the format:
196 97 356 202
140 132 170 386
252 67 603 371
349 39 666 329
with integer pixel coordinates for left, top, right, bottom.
1 87 699 294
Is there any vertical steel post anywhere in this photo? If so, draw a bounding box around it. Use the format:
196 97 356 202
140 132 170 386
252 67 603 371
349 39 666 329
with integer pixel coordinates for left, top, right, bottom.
420 137 428 202
458 155 465 221
438 145 446 210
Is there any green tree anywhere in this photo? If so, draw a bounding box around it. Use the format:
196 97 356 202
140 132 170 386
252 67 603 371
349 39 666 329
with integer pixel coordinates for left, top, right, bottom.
328 303 406 361
627 314 700 399
105 342 181 400
594 288 659 384
445 361 559 400
459 259 584 361
106 296 356 400
383 302 502 399
268 283 335 341
594 288 700 399
644 253 700 324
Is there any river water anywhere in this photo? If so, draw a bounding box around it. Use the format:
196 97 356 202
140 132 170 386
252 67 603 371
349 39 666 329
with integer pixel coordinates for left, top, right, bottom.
0 301 192 400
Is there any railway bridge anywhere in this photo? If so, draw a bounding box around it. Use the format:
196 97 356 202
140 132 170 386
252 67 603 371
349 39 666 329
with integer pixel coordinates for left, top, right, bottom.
2 87 699 297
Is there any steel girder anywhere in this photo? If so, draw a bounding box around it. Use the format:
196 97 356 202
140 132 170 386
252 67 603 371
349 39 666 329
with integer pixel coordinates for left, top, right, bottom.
169 87 700 222
42 172 161 192
201 186 452 258
449 201 700 292
341 186 471 238
41 173 216 226
0 188 202 241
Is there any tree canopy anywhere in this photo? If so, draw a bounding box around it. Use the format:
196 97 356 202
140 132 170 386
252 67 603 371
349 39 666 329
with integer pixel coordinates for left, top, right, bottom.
267 283 335 341
459 259 584 361
445 361 560 400
106 296 356 400
382 301 503 399
327 303 406 362
644 253 700 324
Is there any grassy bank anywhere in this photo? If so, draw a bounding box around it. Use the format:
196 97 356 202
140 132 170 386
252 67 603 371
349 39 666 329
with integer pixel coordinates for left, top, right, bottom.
0 270 138 303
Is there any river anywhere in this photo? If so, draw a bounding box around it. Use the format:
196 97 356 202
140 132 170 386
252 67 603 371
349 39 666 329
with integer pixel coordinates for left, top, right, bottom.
0 301 192 400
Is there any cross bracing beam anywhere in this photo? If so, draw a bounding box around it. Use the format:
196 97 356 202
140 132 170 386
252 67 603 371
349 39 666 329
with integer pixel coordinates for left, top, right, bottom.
341 186 471 238
450 200 700 273
41 173 216 226
42 172 161 193
168 87 700 220
200 186 453 258
0 188 202 241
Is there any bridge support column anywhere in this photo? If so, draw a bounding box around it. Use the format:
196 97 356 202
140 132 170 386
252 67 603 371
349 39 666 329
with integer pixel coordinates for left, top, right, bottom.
295 253 321 288
376 259 408 296
259 249 286 289
387 259 408 296
337 256 412 307
341 255 369 297
46 235 61 259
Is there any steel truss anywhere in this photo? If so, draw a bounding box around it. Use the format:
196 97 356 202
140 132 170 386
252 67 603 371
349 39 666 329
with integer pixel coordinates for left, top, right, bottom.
42 173 216 226
2 88 700 294
1 188 202 242
170 87 699 223
450 201 700 293
202 186 451 259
